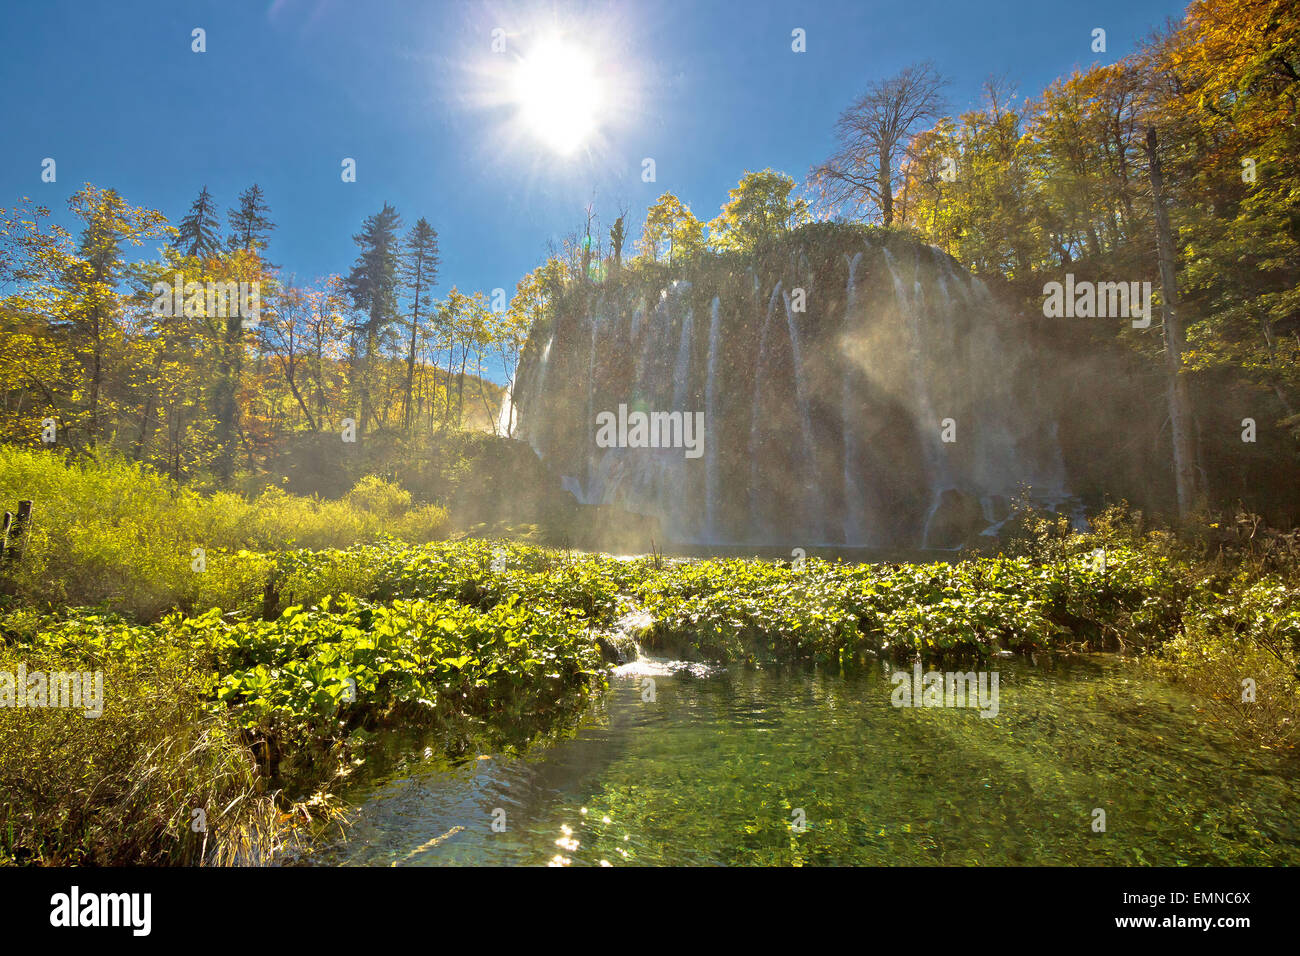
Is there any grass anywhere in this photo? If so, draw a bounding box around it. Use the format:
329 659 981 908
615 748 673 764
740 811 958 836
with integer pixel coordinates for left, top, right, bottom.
0 447 450 620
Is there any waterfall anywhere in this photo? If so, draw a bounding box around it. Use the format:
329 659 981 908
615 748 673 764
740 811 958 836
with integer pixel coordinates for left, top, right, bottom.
583 310 600 493
748 282 782 536
496 386 516 438
520 334 553 456
841 250 865 544
884 247 947 546
672 305 694 411
782 287 825 543
704 296 721 538
517 230 1080 549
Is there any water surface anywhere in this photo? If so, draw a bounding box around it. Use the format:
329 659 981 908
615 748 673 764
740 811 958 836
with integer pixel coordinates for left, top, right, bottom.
316 655 1298 866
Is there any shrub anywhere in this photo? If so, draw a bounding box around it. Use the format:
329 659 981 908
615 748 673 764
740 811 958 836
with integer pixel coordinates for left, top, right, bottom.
344 475 412 517
0 611 280 865
0 450 451 621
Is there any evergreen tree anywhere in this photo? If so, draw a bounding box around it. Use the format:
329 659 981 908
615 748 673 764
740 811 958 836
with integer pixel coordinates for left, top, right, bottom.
177 186 222 258
344 203 404 433
227 184 276 256
400 218 440 431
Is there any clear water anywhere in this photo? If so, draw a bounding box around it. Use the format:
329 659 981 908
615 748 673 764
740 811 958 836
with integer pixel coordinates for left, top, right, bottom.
315 655 1299 866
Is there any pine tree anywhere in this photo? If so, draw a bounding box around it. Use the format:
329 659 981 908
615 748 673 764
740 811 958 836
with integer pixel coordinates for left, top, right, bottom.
177 186 222 258
227 184 276 256
345 203 404 434
400 218 440 431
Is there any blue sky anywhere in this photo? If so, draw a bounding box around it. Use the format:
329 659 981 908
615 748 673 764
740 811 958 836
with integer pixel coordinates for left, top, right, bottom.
1 0 1187 310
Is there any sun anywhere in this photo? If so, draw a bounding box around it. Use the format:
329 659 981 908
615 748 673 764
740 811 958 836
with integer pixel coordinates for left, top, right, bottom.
510 34 604 155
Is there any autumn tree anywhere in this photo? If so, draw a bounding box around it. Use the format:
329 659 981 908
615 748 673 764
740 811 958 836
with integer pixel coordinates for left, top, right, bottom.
49 186 170 444
811 61 948 225
639 192 704 266
708 169 810 254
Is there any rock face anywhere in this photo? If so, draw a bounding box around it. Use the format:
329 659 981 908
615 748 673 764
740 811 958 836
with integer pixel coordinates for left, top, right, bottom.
514 225 1078 548
924 489 988 549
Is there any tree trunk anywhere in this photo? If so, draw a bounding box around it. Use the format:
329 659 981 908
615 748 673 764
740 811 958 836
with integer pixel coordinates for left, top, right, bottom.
212 314 242 481
456 349 468 425
1145 125 1203 520
878 146 893 226
404 265 424 431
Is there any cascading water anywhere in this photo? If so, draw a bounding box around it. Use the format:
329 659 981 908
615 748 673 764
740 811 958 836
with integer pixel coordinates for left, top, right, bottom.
672 305 694 412
704 296 721 537
515 229 1076 548
840 251 864 544
782 286 826 543
748 282 783 538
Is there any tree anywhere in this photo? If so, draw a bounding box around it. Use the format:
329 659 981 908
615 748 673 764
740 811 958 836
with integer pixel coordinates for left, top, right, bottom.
608 205 628 272
177 186 222 258
708 169 810 253
263 283 319 432
496 263 560 436
581 200 597 281
639 192 704 266
1145 124 1204 518
399 218 439 431
811 61 948 225
206 246 271 479
437 288 491 427
50 186 170 444
227 184 276 256
345 203 404 435
1149 0 1300 430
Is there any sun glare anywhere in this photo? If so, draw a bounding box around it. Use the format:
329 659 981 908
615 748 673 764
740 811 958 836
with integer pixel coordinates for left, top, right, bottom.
510 34 604 155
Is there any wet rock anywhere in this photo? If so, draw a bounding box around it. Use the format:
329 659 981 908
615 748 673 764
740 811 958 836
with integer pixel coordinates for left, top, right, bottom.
595 634 638 664
925 488 987 549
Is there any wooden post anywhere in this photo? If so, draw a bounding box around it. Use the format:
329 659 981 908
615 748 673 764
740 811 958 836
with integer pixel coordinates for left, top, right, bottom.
1 511 11 561
6 501 32 562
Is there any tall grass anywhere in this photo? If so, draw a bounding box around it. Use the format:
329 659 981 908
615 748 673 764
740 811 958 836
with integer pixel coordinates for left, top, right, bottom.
0 448 449 620
0 610 291 865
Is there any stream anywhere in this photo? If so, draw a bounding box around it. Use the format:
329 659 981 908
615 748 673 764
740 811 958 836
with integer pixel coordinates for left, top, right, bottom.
312 650 1299 866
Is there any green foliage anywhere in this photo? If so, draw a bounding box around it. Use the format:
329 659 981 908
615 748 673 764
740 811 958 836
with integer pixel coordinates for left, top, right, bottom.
0 610 274 865
707 169 811 254
209 594 603 748
5 506 1299 866
344 475 412 516
0 448 449 620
